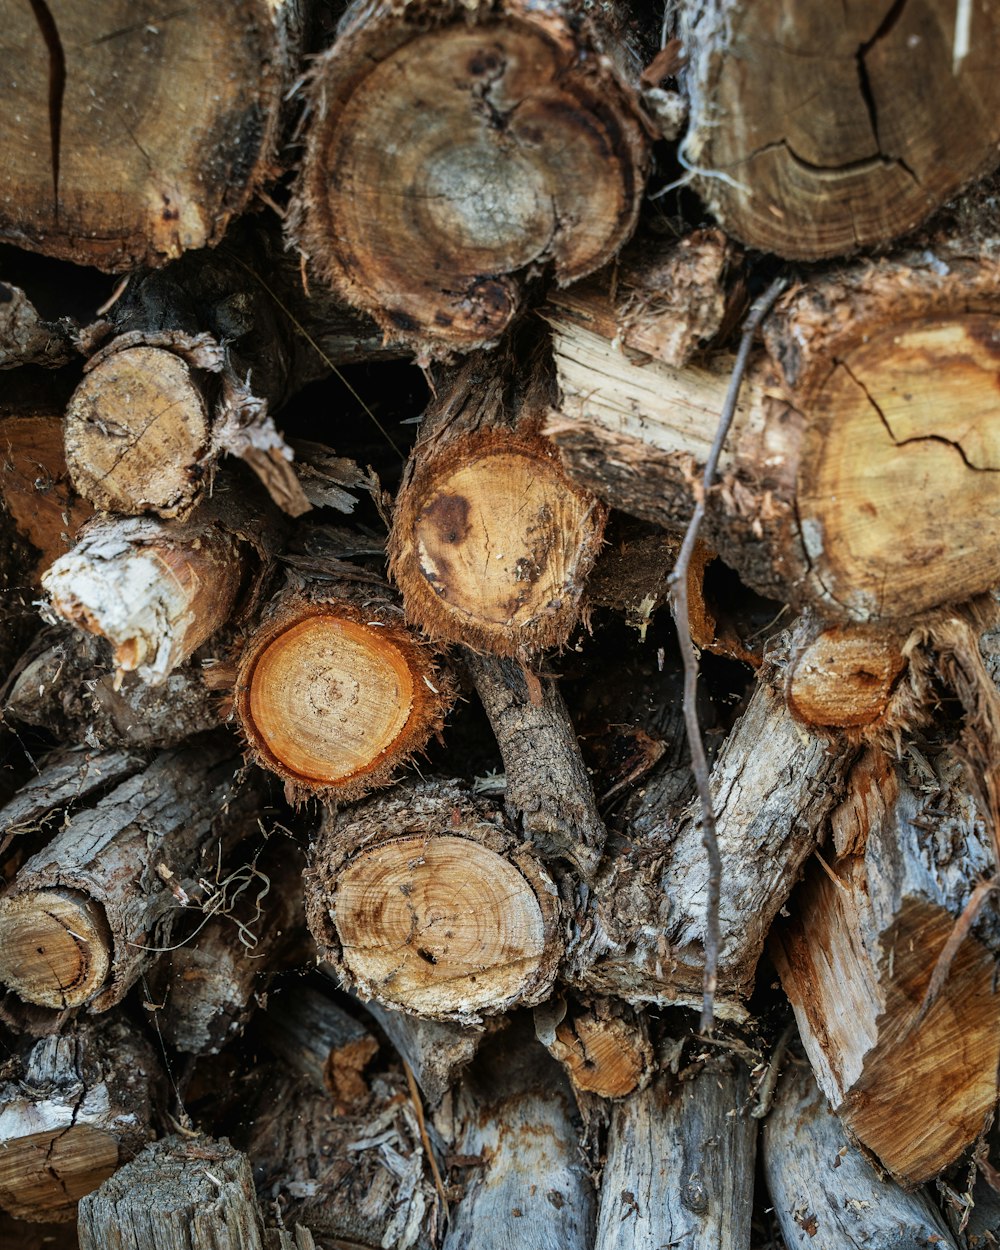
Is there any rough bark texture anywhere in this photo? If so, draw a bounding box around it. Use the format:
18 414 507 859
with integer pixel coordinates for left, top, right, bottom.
78 1135 267 1250
772 744 1000 1185
389 347 606 656
0 1016 159 1223
292 0 650 353
762 1057 957 1249
677 0 1000 259
2 2 302 270
595 1052 755 1249
307 780 562 1022
545 245 1000 621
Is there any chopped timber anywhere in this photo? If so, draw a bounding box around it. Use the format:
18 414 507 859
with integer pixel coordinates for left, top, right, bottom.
545 247 1000 620
292 0 649 353
2 2 302 270
0 1016 159 1223
464 650 606 877
772 743 1000 1185
594 1050 755 1250
0 283 78 370
306 780 562 1022
234 578 456 803
442 1019 595 1250
77 1135 267 1250
762 1058 957 1249
389 348 606 655
0 735 243 1023
785 619 908 732
534 995 653 1101
676 0 1000 259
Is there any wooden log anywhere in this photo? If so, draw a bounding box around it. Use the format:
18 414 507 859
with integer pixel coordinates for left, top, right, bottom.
762 1057 958 1248
0 283 78 370
2 2 302 271
306 780 562 1022
257 983 378 1109
785 619 909 733
388 348 606 657
772 742 1000 1185
464 651 606 878
442 1018 595 1250
534 995 653 1101
77 1135 267 1250
544 247 1000 621
0 1016 159 1223
676 0 1000 259
0 734 243 1024
292 0 650 354
594 1050 755 1249
234 578 456 804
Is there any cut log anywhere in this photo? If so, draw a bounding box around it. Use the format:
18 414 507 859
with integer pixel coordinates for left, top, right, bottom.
234 578 456 804
676 0 1000 259
0 1016 159 1223
257 983 378 1109
292 0 650 353
544 247 1000 621
772 743 1000 1185
2 2 302 270
464 651 606 878
42 478 276 684
389 348 606 656
594 1050 755 1250
534 996 653 1101
762 1057 957 1249
442 1018 595 1250
306 780 562 1022
0 734 244 1025
77 1135 266 1250
785 620 908 732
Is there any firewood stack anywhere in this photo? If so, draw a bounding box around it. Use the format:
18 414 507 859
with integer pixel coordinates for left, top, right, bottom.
3 1 1000 1246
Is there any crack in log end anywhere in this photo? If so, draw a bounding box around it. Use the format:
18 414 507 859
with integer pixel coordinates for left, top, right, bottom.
0 890 112 1010
27 0 65 220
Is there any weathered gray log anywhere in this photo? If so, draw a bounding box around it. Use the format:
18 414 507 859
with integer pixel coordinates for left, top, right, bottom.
78 1135 266 1250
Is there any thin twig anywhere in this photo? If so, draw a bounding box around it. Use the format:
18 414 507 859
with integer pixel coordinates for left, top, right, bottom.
751 1018 796 1119
403 1059 449 1219
670 274 788 1034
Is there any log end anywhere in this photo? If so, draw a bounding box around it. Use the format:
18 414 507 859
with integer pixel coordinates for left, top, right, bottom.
0 890 112 1010
787 626 907 730
0 1125 120 1224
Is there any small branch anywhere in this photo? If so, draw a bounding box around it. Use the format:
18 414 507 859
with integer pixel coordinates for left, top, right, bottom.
670 274 788 1034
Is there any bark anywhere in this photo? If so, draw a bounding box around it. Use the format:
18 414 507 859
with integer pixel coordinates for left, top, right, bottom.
234 576 456 804
534 995 653 1101
544 245 1000 621
0 734 245 1025
762 1057 957 1249
292 0 650 354
77 1135 267 1250
388 347 606 657
464 650 606 878
0 1016 159 1223
257 983 378 1109
442 1018 595 1250
772 743 1000 1185
306 780 562 1023
594 1052 755 1250
2 2 302 270
676 0 1000 259
0 284 78 370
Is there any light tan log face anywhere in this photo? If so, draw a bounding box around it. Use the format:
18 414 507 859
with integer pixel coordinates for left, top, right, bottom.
298 2 648 351
1 2 295 269
0 1125 119 1223
798 315 1000 619
0 890 111 1009
684 0 1000 258
64 348 210 518
332 834 551 1017
787 627 906 729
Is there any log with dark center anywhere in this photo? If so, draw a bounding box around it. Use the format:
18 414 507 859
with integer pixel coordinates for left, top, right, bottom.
785 621 908 731
293 0 649 353
677 0 1000 259
235 580 456 804
545 246 1000 620
306 781 562 1022
2 2 301 270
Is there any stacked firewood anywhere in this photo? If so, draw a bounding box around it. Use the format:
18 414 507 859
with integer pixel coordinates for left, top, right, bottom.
2 0 1000 1246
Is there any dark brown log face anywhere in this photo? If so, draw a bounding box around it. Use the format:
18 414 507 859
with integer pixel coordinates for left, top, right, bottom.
682 1 1000 258
296 0 649 352
2 2 298 270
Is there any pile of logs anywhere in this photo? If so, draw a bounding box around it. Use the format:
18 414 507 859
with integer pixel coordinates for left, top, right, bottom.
3 0 1000 1246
